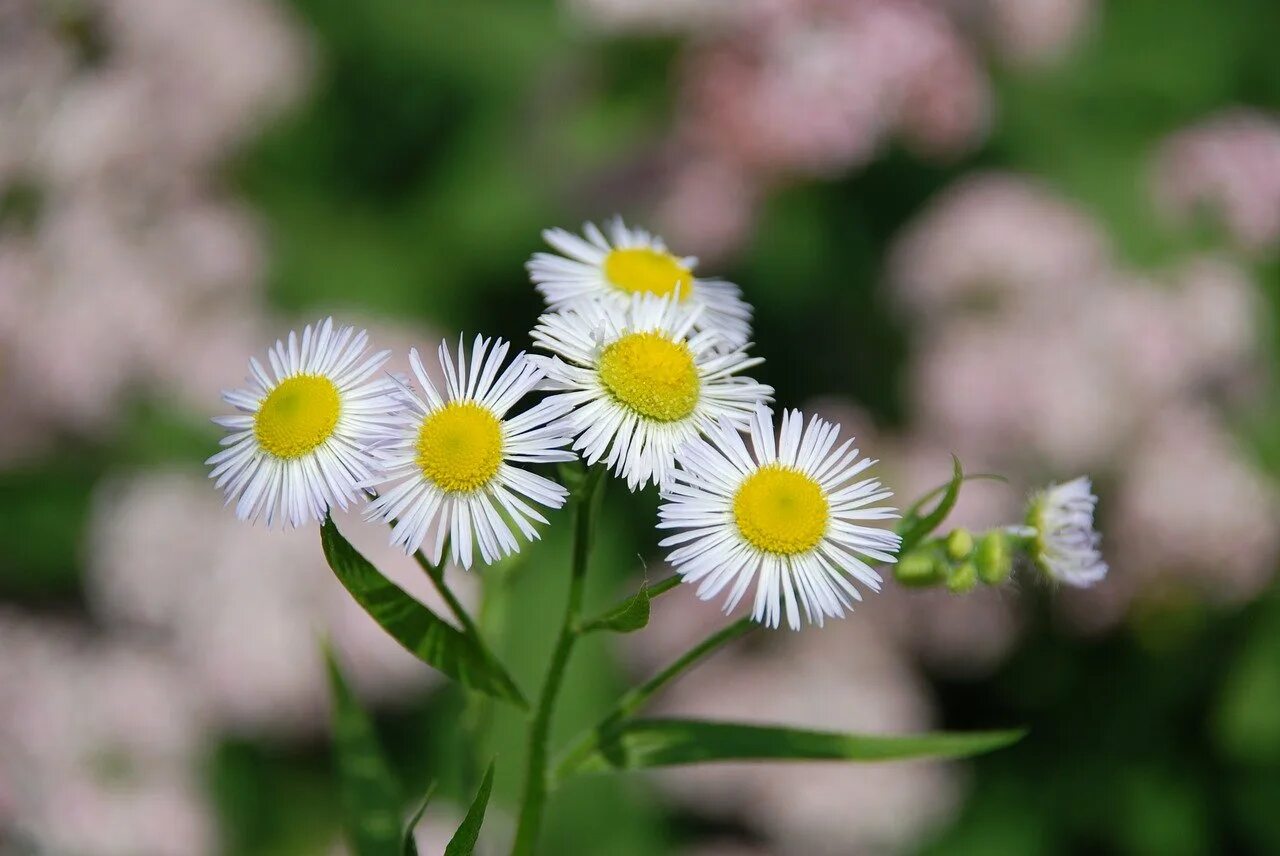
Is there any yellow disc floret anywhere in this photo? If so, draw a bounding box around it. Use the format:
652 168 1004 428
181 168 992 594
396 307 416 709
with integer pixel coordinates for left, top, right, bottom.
254 375 341 460
416 402 504 493
603 248 694 301
598 332 700 422
733 465 829 555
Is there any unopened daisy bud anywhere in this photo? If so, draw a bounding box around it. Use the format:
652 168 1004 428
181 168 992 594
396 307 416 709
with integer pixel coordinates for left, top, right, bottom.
1026 476 1108 587
944 528 974 562
975 531 1013 585
946 560 978 593
894 548 944 587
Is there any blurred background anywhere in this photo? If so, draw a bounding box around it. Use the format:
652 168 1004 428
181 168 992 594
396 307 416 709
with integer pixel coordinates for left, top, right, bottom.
3 0 1280 853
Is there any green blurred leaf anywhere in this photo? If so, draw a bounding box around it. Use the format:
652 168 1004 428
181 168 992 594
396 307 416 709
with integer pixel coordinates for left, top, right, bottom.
401 782 437 856
897 456 964 554
444 761 495 856
557 718 1025 777
326 648 402 856
321 517 528 709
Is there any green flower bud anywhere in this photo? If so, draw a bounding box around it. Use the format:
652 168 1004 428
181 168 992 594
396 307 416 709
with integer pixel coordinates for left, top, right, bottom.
946 560 978 593
944 528 974 562
894 548 945 587
975 531 1013 586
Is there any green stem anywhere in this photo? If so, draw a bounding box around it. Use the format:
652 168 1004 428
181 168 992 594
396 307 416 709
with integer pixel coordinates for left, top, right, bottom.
412 545 484 640
511 468 603 856
553 616 755 782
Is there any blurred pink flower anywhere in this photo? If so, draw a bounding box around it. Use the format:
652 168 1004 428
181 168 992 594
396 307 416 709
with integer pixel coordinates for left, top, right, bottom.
0 611 215 856
1111 405 1280 606
1151 108 1280 253
974 0 1096 66
0 0 307 463
888 172 1111 319
87 469 467 734
676 0 990 179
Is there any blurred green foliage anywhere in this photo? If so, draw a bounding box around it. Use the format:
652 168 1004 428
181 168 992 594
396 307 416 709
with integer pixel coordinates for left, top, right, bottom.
5 0 1280 852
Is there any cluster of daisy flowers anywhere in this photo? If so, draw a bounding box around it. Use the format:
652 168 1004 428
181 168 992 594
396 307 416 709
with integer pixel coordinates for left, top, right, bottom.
209 218 1107 630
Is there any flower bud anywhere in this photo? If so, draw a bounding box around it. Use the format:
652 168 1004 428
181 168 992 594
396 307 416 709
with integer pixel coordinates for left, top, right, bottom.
975 531 1013 585
946 560 977 593
944 528 974 562
894 548 945 587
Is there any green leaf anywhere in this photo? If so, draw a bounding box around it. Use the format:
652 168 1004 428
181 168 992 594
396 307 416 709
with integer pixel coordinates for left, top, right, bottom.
444 762 495 856
580 574 682 635
402 782 438 856
583 587 651 634
326 647 403 856
897 456 964 555
321 517 528 709
557 718 1025 778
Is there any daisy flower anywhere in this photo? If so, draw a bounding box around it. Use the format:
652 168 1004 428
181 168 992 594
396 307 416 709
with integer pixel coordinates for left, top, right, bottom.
364 335 576 569
1026 477 1108 587
658 405 902 630
530 294 772 491
527 217 753 350
207 318 396 528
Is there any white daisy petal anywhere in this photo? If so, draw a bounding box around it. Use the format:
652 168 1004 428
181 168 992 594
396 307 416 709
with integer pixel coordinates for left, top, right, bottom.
527 217 753 349
364 338 575 568
207 319 396 529
658 403 902 629
530 293 773 492
1027 477 1108 587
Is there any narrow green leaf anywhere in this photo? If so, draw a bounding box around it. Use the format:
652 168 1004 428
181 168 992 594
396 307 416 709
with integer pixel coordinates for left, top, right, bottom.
321 517 528 709
402 782 438 856
326 647 403 856
558 718 1025 777
897 456 964 555
443 761 495 856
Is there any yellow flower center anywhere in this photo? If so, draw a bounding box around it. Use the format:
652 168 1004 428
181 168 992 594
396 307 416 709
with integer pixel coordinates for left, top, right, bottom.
254 375 341 460
598 331 700 422
416 402 504 493
733 465 829 556
603 247 694 301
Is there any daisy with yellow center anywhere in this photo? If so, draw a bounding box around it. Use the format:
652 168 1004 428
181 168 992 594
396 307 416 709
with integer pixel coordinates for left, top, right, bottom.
364 335 576 569
207 318 396 528
658 405 901 629
527 217 753 350
530 295 773 491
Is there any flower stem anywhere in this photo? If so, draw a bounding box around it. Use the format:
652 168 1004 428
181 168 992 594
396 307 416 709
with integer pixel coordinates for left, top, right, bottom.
412 545 483 639
552 616 755 782
511 467 603 856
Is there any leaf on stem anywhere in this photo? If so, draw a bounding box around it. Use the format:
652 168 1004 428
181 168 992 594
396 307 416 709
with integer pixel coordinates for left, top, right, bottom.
579 574 682 635
897 455 965 555
401 782 438 856
326 647 403 856
558 718 1025 777
444 761 496 856
321 517 528 709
